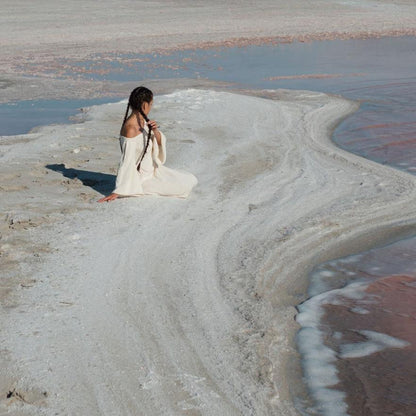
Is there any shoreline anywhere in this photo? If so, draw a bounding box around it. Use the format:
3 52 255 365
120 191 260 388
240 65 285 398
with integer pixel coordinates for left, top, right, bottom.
1 87 415 414
296 235 416 416
3 29 416 76
1 32 415 105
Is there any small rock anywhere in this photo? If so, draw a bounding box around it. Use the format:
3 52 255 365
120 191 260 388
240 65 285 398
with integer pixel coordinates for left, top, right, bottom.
248 203 257 213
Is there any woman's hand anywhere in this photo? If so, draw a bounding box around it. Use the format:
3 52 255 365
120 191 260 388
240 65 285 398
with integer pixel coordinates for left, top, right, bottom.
98 193 119 203
148 119 162 146
148 119 159 132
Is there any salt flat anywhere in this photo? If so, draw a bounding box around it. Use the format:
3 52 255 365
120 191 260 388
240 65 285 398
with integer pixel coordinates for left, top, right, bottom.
1 0 416 96
1 88 415 414
2 0 415 63
2 1 416 414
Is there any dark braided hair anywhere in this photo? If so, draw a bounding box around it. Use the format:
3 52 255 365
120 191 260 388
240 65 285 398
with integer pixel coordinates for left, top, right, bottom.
121 86 154 172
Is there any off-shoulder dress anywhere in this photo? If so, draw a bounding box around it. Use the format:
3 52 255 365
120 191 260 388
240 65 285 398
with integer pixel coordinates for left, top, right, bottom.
113 124 198 198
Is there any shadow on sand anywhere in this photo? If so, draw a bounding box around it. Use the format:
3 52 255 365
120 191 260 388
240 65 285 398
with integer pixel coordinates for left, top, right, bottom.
46 163 115 195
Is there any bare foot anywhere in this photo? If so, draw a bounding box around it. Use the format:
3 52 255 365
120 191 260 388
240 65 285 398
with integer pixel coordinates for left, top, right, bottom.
97 193 119 202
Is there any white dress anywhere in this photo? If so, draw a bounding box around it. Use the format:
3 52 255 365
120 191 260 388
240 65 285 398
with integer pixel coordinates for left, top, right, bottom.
113 125 198 198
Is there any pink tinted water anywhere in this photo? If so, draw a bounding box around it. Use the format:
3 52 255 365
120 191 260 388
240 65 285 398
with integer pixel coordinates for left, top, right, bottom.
333 80 416 174
314 236 416 415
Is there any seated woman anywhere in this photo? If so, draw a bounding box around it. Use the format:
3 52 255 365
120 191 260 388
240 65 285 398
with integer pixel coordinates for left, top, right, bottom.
98 86 198 202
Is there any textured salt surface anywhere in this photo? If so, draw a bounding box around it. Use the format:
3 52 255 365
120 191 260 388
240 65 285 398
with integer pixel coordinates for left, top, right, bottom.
1 2 416 414
1 88 415 414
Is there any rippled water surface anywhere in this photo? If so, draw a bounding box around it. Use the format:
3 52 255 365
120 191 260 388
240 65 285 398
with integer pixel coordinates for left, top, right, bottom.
297 235 416 416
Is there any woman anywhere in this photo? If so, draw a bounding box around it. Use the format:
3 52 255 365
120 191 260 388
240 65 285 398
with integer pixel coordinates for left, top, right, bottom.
98 86 198 202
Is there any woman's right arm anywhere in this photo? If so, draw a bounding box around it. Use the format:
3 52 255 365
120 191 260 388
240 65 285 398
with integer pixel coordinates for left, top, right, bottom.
97 136 143 202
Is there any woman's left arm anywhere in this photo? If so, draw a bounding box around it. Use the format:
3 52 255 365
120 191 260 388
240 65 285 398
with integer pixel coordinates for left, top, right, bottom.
149 121 167 165
148 120 162 146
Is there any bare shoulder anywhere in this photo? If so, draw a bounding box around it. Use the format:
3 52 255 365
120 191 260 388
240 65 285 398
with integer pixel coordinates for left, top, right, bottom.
121 123 141 139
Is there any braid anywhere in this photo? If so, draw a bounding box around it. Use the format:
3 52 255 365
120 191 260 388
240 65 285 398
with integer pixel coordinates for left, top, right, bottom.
120 102 130 135
137 108 152 173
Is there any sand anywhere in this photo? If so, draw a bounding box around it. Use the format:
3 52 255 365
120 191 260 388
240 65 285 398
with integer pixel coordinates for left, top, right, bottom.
1 88 415 414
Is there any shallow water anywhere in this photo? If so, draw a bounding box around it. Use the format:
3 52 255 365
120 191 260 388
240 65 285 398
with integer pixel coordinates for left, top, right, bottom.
333 79 416 173
0 97 122 136
2 36 415 175
296 235 416 416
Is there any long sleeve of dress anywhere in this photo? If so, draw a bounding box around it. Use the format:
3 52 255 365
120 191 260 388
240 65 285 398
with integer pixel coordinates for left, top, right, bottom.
113 138 144 196
152 131 167 166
